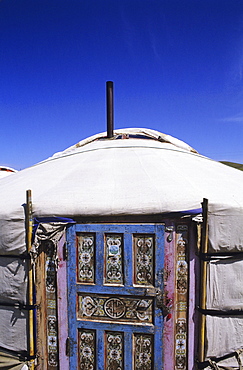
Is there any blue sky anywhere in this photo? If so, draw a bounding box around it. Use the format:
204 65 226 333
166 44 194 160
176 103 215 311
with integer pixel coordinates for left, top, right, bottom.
0 0 243 170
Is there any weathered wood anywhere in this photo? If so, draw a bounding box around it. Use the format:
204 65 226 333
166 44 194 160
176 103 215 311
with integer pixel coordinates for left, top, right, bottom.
35 245 48 369
198 198 209 362
26 190 35 370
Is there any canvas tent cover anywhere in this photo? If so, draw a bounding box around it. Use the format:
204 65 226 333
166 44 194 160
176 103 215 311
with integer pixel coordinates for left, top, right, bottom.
0 128 242 367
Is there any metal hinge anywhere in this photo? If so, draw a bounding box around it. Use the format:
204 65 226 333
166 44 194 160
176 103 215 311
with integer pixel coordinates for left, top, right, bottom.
66 337 71 357
63 242 68 260
165 226 174 242
144 287 172 317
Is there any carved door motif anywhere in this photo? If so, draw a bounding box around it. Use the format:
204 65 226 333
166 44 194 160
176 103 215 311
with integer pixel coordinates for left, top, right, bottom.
67 224 164 369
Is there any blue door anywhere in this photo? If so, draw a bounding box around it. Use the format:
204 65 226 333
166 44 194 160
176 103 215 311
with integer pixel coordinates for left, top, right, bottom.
66 223 164 369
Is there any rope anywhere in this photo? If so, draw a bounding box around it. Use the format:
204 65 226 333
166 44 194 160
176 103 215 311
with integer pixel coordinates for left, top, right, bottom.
209 359 220 370
235 349 243 370
198 347 243 369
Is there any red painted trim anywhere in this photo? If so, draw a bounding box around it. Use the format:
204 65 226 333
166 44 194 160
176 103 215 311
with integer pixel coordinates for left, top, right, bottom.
163 222 176 370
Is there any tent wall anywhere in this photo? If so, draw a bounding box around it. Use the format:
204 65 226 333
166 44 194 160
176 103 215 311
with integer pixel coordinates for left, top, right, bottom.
200 207 243 369
208 205 243 253
0 257 28 353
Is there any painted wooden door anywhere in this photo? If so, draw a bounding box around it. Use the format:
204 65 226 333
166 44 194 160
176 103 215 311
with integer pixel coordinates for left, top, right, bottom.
66 223 165 369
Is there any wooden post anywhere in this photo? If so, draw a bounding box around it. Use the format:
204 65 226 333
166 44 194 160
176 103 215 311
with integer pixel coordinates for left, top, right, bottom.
26 190 35 369
198 198 209 363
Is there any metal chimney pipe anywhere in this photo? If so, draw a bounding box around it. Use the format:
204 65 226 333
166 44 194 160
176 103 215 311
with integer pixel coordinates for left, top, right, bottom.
106 81 114 138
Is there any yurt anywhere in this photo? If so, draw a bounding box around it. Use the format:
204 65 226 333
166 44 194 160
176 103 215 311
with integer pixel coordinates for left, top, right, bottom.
0 127 242 370
0 88 242 370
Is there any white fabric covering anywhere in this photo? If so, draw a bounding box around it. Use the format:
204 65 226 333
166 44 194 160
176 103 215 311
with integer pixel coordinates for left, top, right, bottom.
208 204 243 253
206 259 243 364
0 258 28 353
0 307 28 352
0 259 27 304
206 316 243 358
207 259 243 311
50 128 198 157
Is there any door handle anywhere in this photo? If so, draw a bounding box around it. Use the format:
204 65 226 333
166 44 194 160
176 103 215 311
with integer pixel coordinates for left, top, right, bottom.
144 288 171 317
155 290 170 316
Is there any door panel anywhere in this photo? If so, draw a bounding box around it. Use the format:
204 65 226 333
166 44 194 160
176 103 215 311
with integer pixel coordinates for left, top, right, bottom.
66 224 164 369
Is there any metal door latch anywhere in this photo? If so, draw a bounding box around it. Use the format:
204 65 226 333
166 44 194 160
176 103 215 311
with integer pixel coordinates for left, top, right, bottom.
156 289 172 317
144 287 172 317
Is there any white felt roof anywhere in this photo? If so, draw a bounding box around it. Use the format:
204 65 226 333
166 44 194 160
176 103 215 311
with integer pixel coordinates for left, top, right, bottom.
0 128 242 253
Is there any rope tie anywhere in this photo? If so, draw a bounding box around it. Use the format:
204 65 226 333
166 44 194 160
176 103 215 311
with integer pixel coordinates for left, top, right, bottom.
235 349 243 370
209 359 220 370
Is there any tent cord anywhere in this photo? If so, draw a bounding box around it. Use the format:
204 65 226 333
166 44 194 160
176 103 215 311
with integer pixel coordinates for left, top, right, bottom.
199 251 243 261
197 306 243 316
0 301 37 310
197 348 243 369
236 349 243 370
0 253 30 259
208 359 220 369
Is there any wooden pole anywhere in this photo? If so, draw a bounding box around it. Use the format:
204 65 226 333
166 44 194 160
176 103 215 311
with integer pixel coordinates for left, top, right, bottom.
26 189 35 369
198 198 209 363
